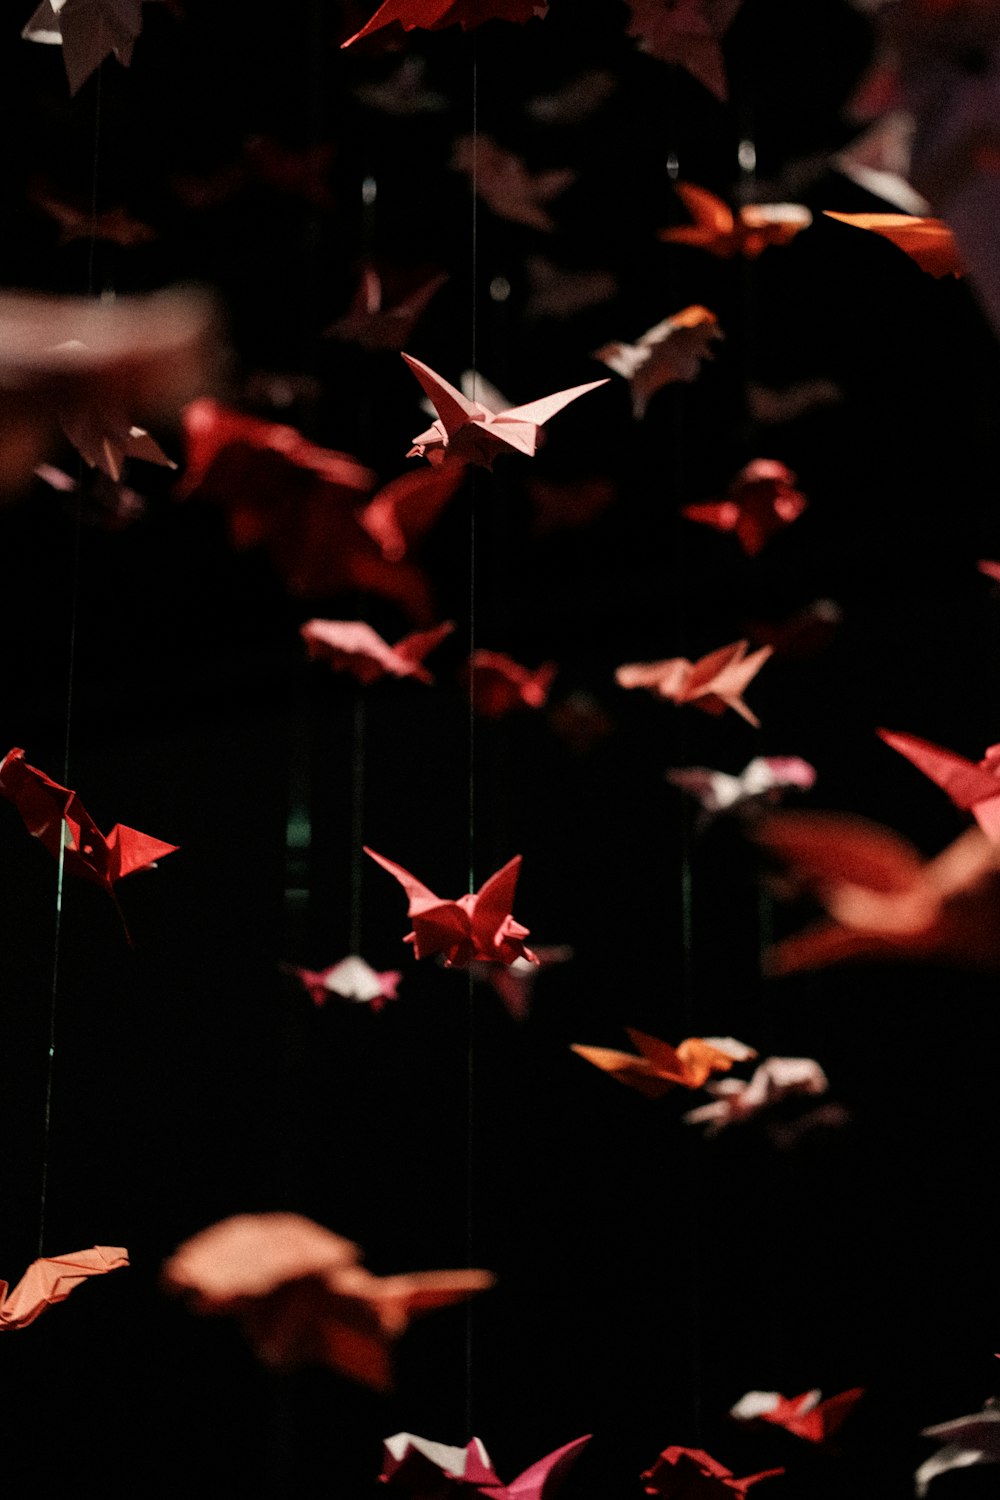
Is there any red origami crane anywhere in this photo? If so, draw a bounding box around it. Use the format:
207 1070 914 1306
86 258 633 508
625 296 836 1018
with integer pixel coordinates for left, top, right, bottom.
380 1432 590 1496
324 266 448 351
730 1387 864 1444
464 651 557 717
879 728 1000 840
365 848 537 967
22 0 162 95
451 135 576 234
343 0 547 48
0 747 178 893
162 1213 494 1391
301 619 454 685
682 459 807 555
402 353 607 469
594 305 723 419
615 640 773 727
822 212 962 275
0 1245 128 1330
571 1030 754 1099
624 0 742 100
287 955 402 1011
642 1446 783 1497
359 464 469 562
31 184 157 248
660 184 811 258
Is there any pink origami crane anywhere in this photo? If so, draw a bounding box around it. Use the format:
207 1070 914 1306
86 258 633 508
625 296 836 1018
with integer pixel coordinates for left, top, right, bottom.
464 651 557 717
359 464 469 562
625 0 741 100
879 728 1000 840
683 1056 829 1135
324 266 448 351
22 0 162 95
572 1031 755 1099
162 1213 494 1391
402 353 607 469
660 184 811 258
667 756 816 815
615 640 773 727
822 212 962 276
343 0 547 49
301 619 454 685
594 305 723 419
60 408 175 484
465 945 573 1021
287 956 402 1011
916 1401 1000 1496
525 255 619 319
642 1446 783 1497
365 849 537 967
0 1246 128 1330
683 459 808 555
451 135 576 234
31 185 157 247
0 747 178 893
730 1387 864 1444
380 1432 590 1496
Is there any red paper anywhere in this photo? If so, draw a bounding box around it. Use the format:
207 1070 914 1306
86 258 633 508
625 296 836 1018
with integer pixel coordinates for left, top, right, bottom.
31 184 157 247
661 184 811 258
301 619 454 684
288 955 402 1011
625 0 741 100
822 211 962 275
878 727 1000 840
572 1030 753 1098
342 0 547 48
615 640 773 727
642 1446 783 1497
359 464 468 561
464 651 556 716
682 459 807 555
365 848 537 967
22 0 161 95
325 266 448 351
730 1387 864 1443
380 1432 590 1496
451 135 576 233
0 1246 128 1330
594 305 722 419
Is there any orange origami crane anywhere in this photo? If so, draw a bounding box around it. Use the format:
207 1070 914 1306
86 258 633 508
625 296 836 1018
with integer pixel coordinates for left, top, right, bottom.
730 1387 864 1444
682 459 807 556
615 640 773 726
342 0 547 47
464 651 556 716
594 305 722 419
22 0 161 95
402 353 607 468
571 1030 755 1098
660 183 811 258
879 728 1000 840
162 1213 493 1390
365 848 537 967
0 1246 128 1330
822 212 962 276
642 1446 783 1497
301 619 454 685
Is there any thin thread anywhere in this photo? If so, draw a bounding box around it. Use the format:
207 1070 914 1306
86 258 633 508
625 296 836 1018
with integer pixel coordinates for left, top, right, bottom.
350 691 366 953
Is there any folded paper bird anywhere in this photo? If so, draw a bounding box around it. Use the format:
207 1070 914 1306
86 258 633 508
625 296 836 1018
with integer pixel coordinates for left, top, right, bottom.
380 1431 589 1496
365 848 537 966
661 184 811 258
572 1030 754 1098
616 640 772 727
0 1246 128 1330
730 1387 864 1444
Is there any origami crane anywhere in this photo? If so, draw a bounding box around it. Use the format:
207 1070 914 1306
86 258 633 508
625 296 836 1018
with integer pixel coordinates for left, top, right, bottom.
287 956 402 1011
464 651 557 717
60 407 175 483
526 475 618 536
624 0 741 100
755 811 1000 974
744 599 842 661
878 728 1000 841
402 353 607 468
916 1401 1000 1496
822 212 962 276
31 185 157 247
660 184 811 258
524 255 619 321
730 1387 864 1444
343 0 547 48
380 1432 590 1496
0 1246 128 1330
22 0 161 95
979 560 1000 584
525 68 618 126
451 134 575 234
641 1446 782 1497
0 747 178 893
667 757 816 816
301 619 454 685
594 305 723 418
365 849 537 967
324 266 448 351
682 459 807 555
465 945 573 1021
353 56 448 116
615 641 773 727
683 1055 829 1134
359 464 469 562
162 1213 494 1391
571 1030 754 1099
745 379 842 426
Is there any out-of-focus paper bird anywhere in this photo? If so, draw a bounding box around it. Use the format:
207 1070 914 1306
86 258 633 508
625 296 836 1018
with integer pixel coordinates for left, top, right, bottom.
524 256 619 321
745 599 842 661
365 849 536 967
624 0 741 100
301 619 454 685
667 756 816 815
451 135 575 233
162 1213 494 1391
822 212 962 275
0 747 178 893
359 464 468 561
756 811 1000 974
746 380 843 426
402 353 607 468
832 113 931 216
526 68 618 125
380 1431 590 1496
465 945 573 1021
572 1030 754 1099
35 462 147 530
242 136 337 210
683 459 807 555
916 1402 1000 1496
287 956 402 1011
615 641 773 727
343 0 547 47
324 266 448 351
979 559 1000 584
642 1446 783 1497
879 728 1000 840
684 1056 829 1134
730 1387 864 1444
594 305 722 418
464 651 556 716
31 184 158 247
22 0 161 95
60 406 175 483
526 475 618 535
354 57 447 115
661 184 811 258
0 1246 128 1330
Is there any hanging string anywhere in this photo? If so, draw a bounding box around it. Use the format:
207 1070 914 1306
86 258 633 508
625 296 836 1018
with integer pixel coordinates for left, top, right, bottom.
349 690 366 954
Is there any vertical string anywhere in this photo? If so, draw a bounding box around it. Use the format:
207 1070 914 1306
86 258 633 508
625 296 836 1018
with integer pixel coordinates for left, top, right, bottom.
350 690 366 954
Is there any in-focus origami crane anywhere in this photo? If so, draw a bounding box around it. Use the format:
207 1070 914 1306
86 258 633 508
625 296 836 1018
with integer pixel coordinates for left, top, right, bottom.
916 1401 1000 1496
594 305 723 419
464 651 557 717
822 212 962 276
301 619 454 685
451 134 575 233
0 1246 129 1330
682 459 808 556
571 1030 754 1099
365 849 537 967
683 1055 829 1135
660 184 811 258
641 1446 783 1497
615 641 773 727
730 1387 864 1444
667 757 816 816
324 266 448 351
879 728 1000 840
22 0 161 95
343 0 547 47
0 747 178 893
287 955 402 1011
624 0 741 100
162 1213 494 1391
359 464 469 561
380 1432 590 1496
402 353 607 469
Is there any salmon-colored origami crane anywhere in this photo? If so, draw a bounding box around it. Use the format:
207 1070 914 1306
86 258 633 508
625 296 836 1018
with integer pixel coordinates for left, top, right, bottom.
287 955 402 1011
301 619 454 685
380 1432 590 1496
642 1446 783 1497
464 651 557 716
682 459 807 556
615 640 773 727
730 1387 864 1444
879 728 1000 840
0 1246 129 1330
660 183 811 258
571 1030 755 1099
366 849 537 967
822 212 962 276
